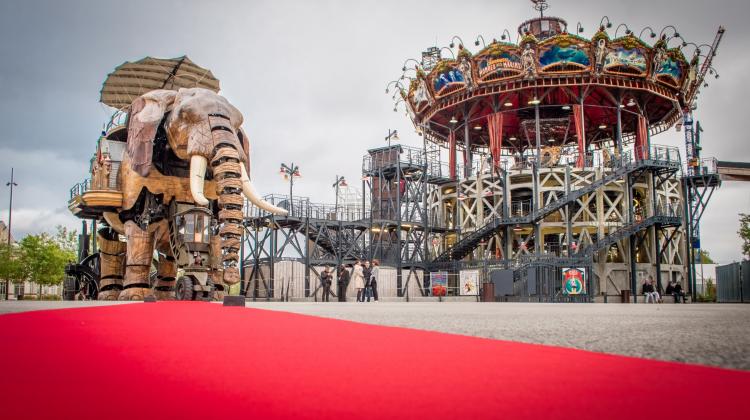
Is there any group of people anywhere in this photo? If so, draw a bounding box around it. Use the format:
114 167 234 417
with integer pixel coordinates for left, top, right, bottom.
642 276 687 303
318 260 380 303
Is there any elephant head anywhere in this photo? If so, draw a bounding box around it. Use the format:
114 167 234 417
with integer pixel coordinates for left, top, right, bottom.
126 87 287 284
127 88 287 215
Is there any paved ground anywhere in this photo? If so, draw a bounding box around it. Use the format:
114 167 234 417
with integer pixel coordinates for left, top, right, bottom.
2 301 749 370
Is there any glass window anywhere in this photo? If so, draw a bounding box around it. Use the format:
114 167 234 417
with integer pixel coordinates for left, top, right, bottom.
185 214 195 243
203 215 211 243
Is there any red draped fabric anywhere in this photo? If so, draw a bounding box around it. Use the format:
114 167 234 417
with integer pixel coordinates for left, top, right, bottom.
572 104 586 168
635 115 650 160
449 130 457 179
487 112 504 170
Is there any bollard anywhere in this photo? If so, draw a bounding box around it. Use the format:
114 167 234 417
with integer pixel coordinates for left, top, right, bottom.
223 295 245 307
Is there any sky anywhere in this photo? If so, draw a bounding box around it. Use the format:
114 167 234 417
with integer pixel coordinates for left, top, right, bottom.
0 0 748 263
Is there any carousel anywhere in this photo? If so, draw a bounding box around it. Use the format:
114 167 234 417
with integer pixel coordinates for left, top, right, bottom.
387 0 724 299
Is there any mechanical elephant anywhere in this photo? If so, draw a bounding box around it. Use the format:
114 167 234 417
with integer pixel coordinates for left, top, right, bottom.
99 87 287 300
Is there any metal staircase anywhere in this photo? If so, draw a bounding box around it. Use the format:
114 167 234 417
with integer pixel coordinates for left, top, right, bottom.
433 154 680 263
576 213 682 258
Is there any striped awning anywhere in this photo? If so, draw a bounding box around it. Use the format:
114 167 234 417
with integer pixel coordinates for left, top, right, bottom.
99 56 220 109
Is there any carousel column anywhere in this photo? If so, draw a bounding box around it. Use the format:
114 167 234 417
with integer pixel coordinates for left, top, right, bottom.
626 174 637 303
464 115 472 178
616 96 624 161
651 172 663 291
564 165 572 254
503 169 512 260
534 99 541 254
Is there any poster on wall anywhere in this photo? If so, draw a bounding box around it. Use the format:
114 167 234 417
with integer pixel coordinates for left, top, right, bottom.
562 267 586 295
460 270 480 295
430 272 448 296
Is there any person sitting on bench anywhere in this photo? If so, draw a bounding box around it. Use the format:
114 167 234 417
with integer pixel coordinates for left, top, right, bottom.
672 281 687 303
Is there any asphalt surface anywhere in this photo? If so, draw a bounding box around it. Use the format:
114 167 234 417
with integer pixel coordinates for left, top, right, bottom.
245 302 750 370
2 300 749 370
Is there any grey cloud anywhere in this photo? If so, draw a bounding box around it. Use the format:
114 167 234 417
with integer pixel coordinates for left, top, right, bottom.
1 0 748 263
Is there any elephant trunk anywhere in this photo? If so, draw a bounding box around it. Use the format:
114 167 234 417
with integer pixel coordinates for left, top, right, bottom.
211 145 245 285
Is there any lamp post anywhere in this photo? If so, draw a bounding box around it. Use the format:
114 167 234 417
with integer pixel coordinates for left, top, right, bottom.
279 163 301 216
385 129 399 148
5 168 18 300
332 175 347 220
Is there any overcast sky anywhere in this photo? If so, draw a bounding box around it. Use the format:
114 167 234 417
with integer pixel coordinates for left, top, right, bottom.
0 0 748 263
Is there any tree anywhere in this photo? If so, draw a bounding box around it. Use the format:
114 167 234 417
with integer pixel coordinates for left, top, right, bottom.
740 213 750 260
692 249 715 264
18 227 76 299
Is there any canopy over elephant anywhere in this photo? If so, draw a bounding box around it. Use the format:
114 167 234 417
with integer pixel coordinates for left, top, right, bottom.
96 87 288 300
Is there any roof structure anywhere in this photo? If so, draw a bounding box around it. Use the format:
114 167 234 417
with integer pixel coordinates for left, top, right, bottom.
99 56 220 109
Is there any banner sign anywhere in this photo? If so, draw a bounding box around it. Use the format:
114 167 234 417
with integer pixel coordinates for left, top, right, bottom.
430 272 448 297
562 267 586 295
459 270 480 296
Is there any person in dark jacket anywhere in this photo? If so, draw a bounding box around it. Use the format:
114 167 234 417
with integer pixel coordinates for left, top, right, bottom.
337 265 350 302
320 266 332 302
673 281 687 303
363 260 373 302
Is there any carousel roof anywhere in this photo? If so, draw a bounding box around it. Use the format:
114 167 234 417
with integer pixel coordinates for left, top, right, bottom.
99 56 220 109
391 3 722 152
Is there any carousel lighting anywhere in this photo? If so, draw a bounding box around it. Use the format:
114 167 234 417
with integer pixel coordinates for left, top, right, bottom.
528 97 541 105
627 98 636 107
450 116 458 124
561 105 571 110
619 104 626 108
599 123 608 130
509 137 517 141
548 138 555 143
474 125 482 130
504 101 513 107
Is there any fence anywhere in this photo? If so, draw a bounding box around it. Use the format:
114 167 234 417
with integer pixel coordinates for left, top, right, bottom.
717 261 750 303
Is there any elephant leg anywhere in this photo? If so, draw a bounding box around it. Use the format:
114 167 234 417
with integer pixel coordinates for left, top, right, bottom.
97 228 126 301
119 220 155 301
211 145 245 287
208 236 226 301
153 255 177 301
152 221 176 301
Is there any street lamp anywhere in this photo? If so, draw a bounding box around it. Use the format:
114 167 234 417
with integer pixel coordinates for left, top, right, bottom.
385 129 399 147
5 168 18 300
332 175 347 219
279 163 301 216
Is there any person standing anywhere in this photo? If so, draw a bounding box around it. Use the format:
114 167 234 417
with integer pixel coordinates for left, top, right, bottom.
370 259 380 302
363 260 372 302
352 261 365 302
337 264 350 302
320 266 332 302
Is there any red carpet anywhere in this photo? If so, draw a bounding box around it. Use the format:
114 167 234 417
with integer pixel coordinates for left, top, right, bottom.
0 302 747 419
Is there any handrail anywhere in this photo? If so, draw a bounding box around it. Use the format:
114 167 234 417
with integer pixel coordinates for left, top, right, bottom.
433 146 682 262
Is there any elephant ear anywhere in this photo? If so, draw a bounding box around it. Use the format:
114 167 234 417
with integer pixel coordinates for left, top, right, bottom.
126 90 177 177
237 127 251 175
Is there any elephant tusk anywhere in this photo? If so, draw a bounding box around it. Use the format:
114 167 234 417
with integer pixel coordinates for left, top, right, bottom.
189 155 210 206
240 165 289 216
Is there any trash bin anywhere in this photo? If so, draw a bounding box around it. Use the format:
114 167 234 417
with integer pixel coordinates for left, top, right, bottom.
482 282 495 302
621 289 631 303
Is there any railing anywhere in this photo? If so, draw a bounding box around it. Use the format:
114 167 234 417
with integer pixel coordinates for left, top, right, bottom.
687 157 718 177
248 194 370 222
69 179 91 201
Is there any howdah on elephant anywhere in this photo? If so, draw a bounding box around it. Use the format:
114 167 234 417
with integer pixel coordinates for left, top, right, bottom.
96 87 287 300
